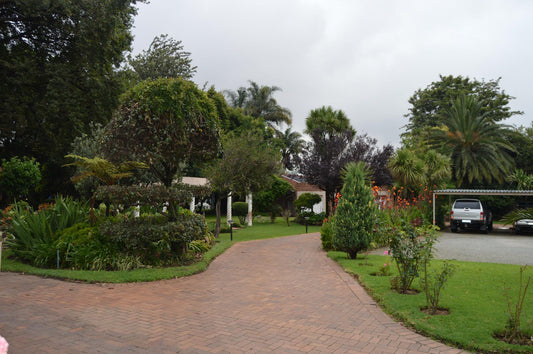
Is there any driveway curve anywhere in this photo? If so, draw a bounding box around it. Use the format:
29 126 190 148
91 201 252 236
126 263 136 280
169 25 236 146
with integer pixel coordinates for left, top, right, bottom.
0 233 465 353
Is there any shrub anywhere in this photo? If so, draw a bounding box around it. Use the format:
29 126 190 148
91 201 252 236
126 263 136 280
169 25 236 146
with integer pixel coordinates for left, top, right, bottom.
420 260 456 314
294 193 322 213
232 201 248 225
500 265 532 344
0 156 41 204
5 196 89 267
389 221 438 293
332 162 377 259
99 212 209 265
295 211 326 225
320 217 334 251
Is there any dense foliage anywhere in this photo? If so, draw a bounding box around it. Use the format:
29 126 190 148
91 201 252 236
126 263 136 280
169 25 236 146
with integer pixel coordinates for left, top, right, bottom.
205 130 281 237
0 156 41 205
294 193 322 213
0 0 141 197
332 162 376 259
102 78 221 187
128 34 196 81
404 75 522 138
300 107 393 214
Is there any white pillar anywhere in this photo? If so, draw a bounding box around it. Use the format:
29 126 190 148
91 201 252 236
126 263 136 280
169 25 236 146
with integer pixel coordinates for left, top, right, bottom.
227 192 232 226
246 193 253 226
190 196 195 213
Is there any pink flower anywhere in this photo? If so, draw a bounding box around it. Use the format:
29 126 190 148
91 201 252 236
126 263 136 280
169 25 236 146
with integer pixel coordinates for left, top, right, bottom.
383 250 389 255
384 263 387 267
0 335 8 354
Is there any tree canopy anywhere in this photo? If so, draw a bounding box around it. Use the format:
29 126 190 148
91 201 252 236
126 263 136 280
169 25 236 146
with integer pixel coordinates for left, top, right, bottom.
204 130 281 236
128 34 197 81
225 81 292 128
102 78 221 187
0 0 141 197
403 75 522 141
430 94 515 186
299 106 393 214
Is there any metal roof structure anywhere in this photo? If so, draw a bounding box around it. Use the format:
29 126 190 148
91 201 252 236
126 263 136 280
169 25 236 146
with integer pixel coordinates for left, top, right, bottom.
431 189 533 225
434 189 533 196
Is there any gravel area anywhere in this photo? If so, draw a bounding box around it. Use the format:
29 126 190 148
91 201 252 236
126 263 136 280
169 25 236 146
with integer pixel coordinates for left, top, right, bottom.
434 228 533 265
372 227 533 265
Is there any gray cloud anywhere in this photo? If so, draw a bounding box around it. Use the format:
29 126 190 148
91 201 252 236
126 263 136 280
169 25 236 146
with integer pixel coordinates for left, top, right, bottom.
132 0 533 146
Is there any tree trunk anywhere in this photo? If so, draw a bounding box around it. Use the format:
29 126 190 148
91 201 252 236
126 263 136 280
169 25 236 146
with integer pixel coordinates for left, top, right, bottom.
214 197 221 238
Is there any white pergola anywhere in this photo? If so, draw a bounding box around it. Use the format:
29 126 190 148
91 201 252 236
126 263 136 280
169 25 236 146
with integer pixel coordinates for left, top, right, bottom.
432 189 533 225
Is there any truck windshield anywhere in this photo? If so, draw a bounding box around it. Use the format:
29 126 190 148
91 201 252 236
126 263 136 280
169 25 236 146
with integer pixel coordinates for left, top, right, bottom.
454 201 480 209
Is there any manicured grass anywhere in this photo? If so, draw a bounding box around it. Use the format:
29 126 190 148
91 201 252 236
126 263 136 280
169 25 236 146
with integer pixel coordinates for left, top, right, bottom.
329 251 533 353
207 216 321 242
1 217 319 283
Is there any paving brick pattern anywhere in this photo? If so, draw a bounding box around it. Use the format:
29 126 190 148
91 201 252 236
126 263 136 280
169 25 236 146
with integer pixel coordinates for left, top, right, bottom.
0 233 467 353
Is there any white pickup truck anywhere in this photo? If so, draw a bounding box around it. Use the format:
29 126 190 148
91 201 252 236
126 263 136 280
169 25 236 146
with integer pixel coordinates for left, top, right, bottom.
450 199 493 234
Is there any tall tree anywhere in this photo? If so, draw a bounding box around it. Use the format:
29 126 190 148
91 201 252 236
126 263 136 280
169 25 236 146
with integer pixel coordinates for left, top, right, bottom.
128 34 196 81
102 78 220 187
0 0 140 197
225 81 292 127
299 106 393 214
431 94 515 186
304 106 354 137
403 75 522 142
276 127 305 171
204 130 281 237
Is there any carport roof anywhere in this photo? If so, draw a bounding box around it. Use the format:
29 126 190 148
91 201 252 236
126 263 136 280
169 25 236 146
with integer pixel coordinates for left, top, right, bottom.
434 189 533 196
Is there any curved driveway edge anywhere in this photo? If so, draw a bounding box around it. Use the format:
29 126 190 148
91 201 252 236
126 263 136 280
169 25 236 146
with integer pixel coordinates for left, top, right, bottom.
0 233 466 353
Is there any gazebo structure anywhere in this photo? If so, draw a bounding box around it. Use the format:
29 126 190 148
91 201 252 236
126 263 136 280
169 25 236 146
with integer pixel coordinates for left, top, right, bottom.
432 189 533 225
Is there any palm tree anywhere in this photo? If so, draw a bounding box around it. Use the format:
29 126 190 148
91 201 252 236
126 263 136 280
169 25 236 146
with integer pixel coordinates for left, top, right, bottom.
276 127 305 171
304 106 355 138
244 81 292 127
423 149 451 188
431 94 515 186
225 81 292 128
388 148 426 189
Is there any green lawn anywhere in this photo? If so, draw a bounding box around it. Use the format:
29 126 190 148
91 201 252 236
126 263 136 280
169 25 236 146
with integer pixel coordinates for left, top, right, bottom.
0 217 319 283
329 251 533 353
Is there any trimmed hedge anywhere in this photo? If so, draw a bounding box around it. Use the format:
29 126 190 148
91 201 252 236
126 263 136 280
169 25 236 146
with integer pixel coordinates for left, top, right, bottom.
99 212 209 265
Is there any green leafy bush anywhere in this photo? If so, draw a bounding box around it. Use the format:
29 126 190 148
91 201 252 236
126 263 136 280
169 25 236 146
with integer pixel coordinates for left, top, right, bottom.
6 196 88 267
320 216 334 251
99 212 209 265
389 221 438 293
294 193 322 212
295 211 325 225
232 202 248 225
0 156 41 204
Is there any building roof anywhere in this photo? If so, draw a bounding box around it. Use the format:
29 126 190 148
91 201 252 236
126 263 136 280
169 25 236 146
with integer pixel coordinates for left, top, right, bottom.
433 189 533 196
281 175 324 192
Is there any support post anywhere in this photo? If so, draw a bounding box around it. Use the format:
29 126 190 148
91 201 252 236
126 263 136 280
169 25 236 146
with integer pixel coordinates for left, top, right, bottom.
227 192 232 226
246 193 253 226
432 192 436 225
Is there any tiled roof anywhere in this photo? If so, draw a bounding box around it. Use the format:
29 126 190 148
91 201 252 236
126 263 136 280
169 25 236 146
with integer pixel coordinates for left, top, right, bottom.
281 175 324 192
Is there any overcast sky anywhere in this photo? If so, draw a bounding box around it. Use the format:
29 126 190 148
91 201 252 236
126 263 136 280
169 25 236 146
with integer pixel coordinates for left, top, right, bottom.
131 0 533 147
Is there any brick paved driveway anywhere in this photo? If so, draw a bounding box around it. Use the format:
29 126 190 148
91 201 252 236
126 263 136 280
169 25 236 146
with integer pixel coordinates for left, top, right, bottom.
0 233 465 353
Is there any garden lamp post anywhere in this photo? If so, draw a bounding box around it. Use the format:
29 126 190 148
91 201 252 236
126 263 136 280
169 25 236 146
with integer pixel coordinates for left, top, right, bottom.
304 216 309 234
228 219 234 241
